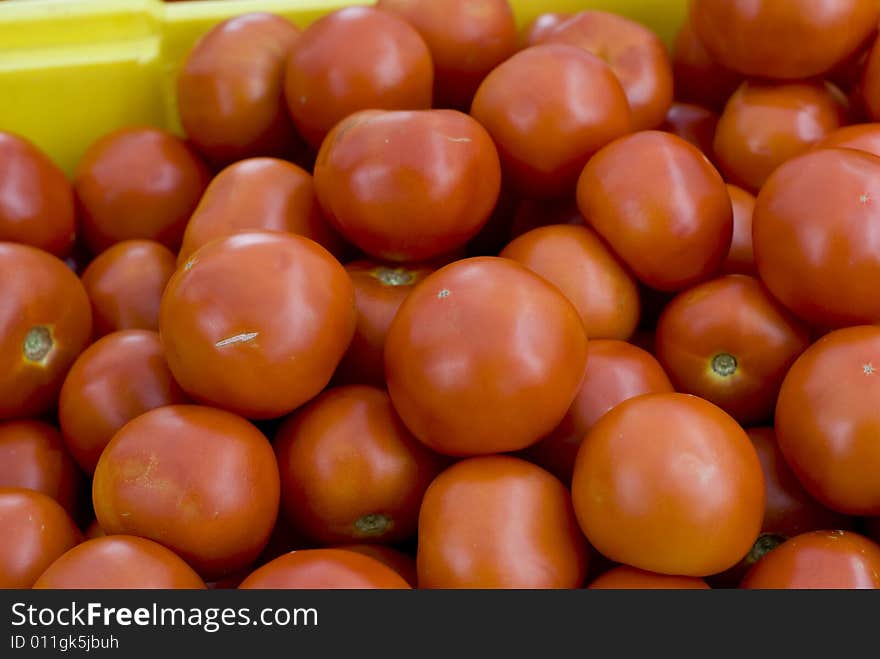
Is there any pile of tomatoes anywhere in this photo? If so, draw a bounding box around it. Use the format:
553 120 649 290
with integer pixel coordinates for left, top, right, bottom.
3 0 880 590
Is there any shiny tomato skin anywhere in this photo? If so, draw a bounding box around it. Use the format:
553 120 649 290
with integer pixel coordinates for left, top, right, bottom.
661 102 718 157
385 257 589 457
81 240 176 337
74 127 211 255
58 330 189 475
521 12 569 47
177 13 302 165
0 243 92 420
573 393 765 577
239 548 411 589
470 44 631 200
524 340 673 484
160 232 356 420
417 455 587 589
334 544 417 587
0 488 82 588
672 19 742 111
741 530 880 589
33 536 206 589
92 405 280 579
314 109 501 262
588 566 710 590
577 131 732 292
720 185 757 276
815 123 880 157
0 132 75 257
284 6 433 149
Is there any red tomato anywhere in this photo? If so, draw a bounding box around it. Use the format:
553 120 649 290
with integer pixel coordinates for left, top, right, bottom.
376 0 517 109
589 566 710 590
385 257 588 456
58 330 189 474
417 456 587 588
314 109 501 262
661 102 718 157
741 530 880 589
334 544 417 587
0 132 75 257
178 157 344 265
815 122 880 157
239 549 411 589
719 185 757 276
80 240 177 337
572 393 765 576
577 131 732 292
536 11 673 130
714 81 843 193
177 13 302 165
671 19 742 111
524 339 673 484
92 405 280 579
33 536 206 589
0 488 82 588
691 0 879 79
284 6 433 149
0 243 92 420
0 420 83 518
160 232 356 419
520 12 569 47
470 44 631 200
752 148 880 328
509 197 584 239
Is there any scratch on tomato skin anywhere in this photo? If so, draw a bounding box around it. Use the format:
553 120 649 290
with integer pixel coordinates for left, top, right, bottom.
215 332 259 347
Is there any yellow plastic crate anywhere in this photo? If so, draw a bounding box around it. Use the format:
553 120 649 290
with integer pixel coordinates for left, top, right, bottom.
0 0 688 176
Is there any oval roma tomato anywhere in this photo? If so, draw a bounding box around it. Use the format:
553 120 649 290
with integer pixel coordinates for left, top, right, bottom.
741 530 880 589
33 536 206 589
334 544 417 587
274 385 444 545
815 122 880 157
500 225 641 341
0 488 82 588
376 0 517 109
573 393 765 576
661 103 718 157
81 240 177 337
470 44 631 200
58 330 189 474
714 81 843 193
74 127 210 255
691 0 879 80
177 13 301 165
577 131 732 292
160 232 356 419
535 10 673 131
0 420 83 517
521 12 569 47
417 455 587 588
239 549 411 589
752 148 880 328
0 243 92 420
284 6 433 149
0 132 75 257
314 109 501 262
655 275 811 425
524 340 673 484
92 405 280 579
719 185 757 276
672 19 742 111
385 257 588 456
776 326 880 515
588 566 710 590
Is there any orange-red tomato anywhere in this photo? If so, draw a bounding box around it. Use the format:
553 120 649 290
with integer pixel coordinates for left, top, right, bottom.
524 339 673 484
160 232 356 419
573 393 765 576
500 225 640 341
93 405 280 579
520 12 569 47
0 488 82 588
588 566 710 590
385 257 588 456
178 157 343 265
80 240 177 337
417 456 587 588
671 19 742 111
177 13 302 165
577 131 732 292
33 536 206 589
58 330 189 474
661 102 718 157
274 385 444 545
0 132 75 257
335 544 417 587
0 243 92 420
815 122 880 157
0 420 83 518
314 109 501 262
239 549 411 589
719 184 757 276
284 6 433 149
470 44 631 200
509 197 584 239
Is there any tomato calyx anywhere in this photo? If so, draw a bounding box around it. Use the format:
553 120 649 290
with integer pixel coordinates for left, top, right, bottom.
745 533 786 569
22 326 54 363
353 513 392 538
371 267 415 287
711 352 738 378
